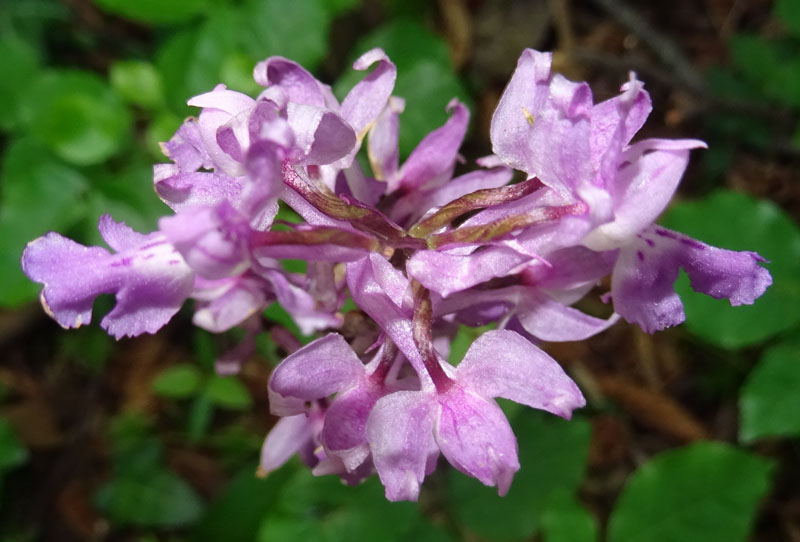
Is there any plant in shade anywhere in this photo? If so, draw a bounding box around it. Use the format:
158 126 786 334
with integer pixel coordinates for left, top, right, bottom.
22 48 771 501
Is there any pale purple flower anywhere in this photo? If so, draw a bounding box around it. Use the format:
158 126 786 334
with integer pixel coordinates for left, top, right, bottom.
22 215 193 338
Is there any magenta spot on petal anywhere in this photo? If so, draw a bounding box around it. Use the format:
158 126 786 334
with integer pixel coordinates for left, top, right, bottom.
168 260 181 265
140 240 167 250
143 253 155 260
637 250 644 261
654 228 679 240
110 257 133 267
644 238 655 247
679 237 705 250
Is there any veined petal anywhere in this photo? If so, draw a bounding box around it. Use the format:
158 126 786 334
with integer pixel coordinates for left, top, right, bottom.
408 245 533 298
253 57 329 108
270 333 365 402
260 414 315 473
22 218 194 339
287 103 356 165
340 48 397 141
582 138 707 251
455 330 586 418
154 166 243 212
434 387 519 495
612 225 771 332
515 289 620 341
388 99 469 194
491 49 592 196
366 390 437 501
368 96 404 181
159 203 252 279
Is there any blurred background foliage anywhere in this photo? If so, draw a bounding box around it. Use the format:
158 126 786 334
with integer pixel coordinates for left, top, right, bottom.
0 0 799 540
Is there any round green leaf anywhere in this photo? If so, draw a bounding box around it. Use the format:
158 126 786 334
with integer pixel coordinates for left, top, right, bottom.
608 442 773 542
92 0 207 24
152 364 203 399
205 376 253 410
447 412 591 540
257 468 422 542
740 340 800 442
110 60 164 109
541 489 598 542
25 70 131 165
94 468 204 527
660 191 800 348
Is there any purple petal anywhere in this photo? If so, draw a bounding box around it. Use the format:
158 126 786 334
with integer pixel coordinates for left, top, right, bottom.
159 203 252 280
590 75 652 188
455 330 586 418
407 246 533 297
260 414 315 473
154 166 243 212
583 138 707 251
98 214 150 252
612 226 771 332
22 220 193 339
321 383 382 471
263 269 341 335
388 99 469 194
515 290 620 341
346 256 429 385
490 49 592 197
368 96 404 181
340 48 397 140
192 274 269 332
366 390 437 501
435 387 519 495
161 118 212 172
270 333 365 405
253 57 330 108
287 103 356 165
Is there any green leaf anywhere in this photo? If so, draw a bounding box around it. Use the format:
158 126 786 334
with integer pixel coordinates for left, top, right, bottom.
156 10 240 113
240 0 330 72
321 0 361 15
205 375 253 410
152 364 203 399
0 138 88 306
0 35 40 132
447 412 592 541
776 0 800 37
608 441 773 542
92 0 207 24
23 70 131 165
660 191 800 348
334 19 470 158
541 489 597 542
94 468 204 528
740 340 800 442
193 464 295 542
0 420 28 472
729 34 800 108
258 468 422 542
110 60 164 109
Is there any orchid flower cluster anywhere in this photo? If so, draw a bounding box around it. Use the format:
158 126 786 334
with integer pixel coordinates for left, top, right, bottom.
22 48 771 501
